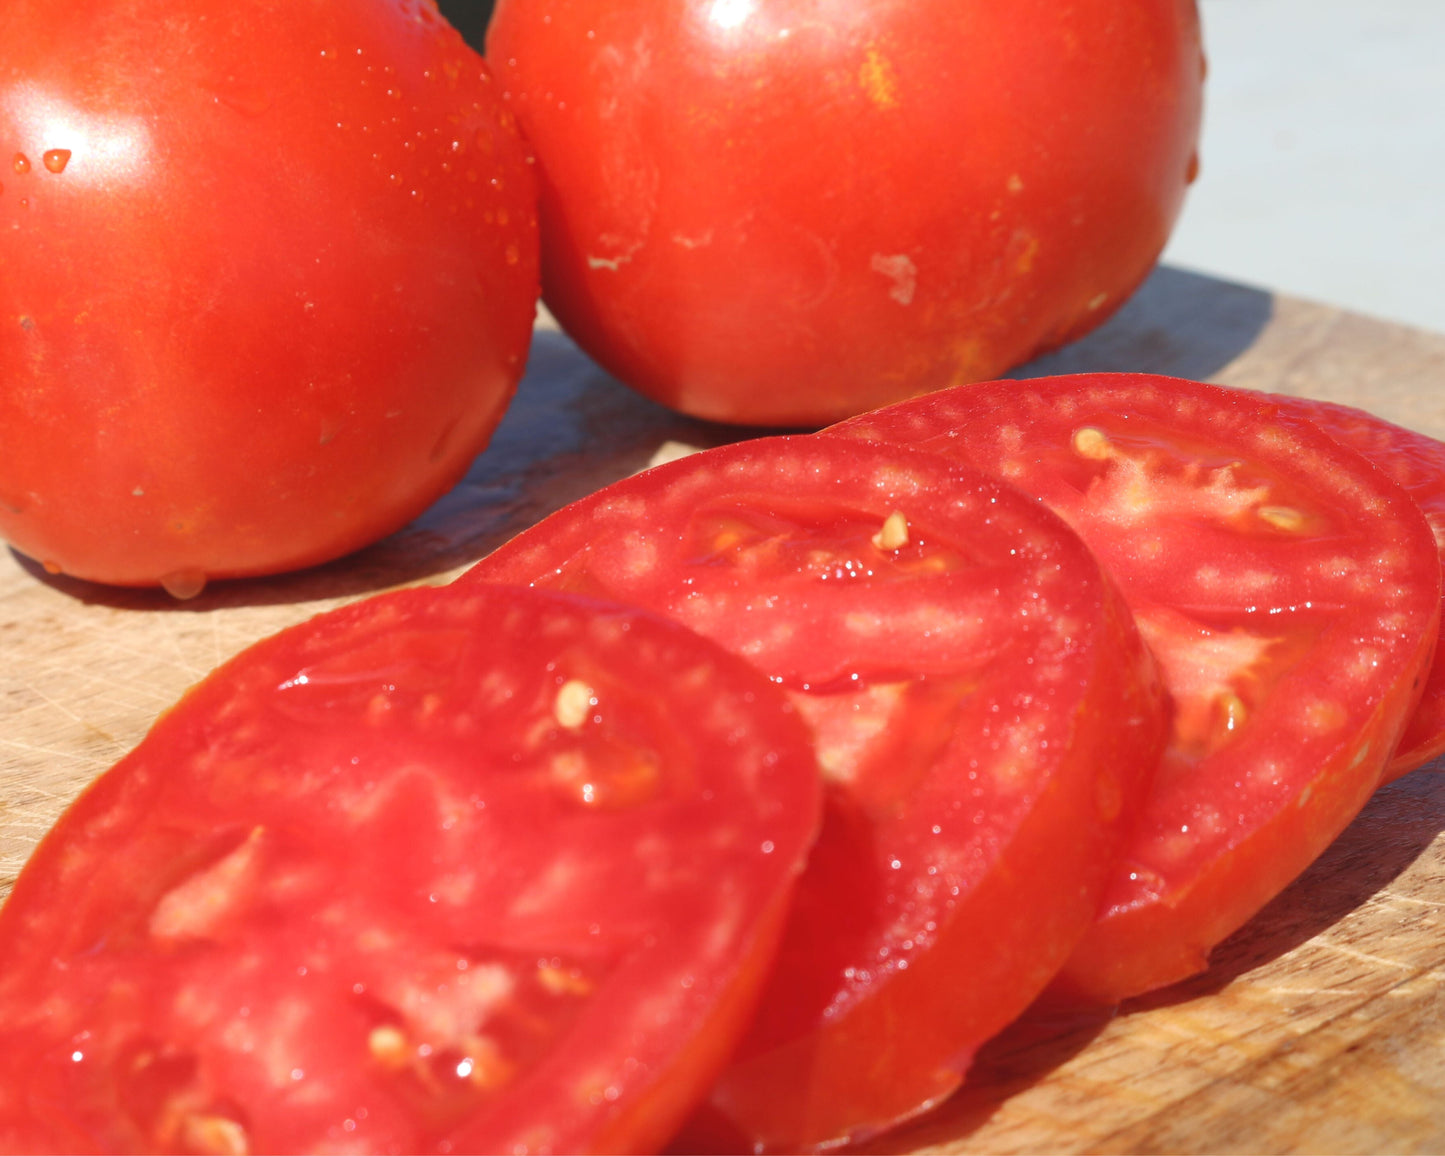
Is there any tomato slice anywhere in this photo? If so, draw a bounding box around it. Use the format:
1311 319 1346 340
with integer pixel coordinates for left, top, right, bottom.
0 584 820 1154
1268 394 1445 777
461 435 1168 1149
834 373 1441 1005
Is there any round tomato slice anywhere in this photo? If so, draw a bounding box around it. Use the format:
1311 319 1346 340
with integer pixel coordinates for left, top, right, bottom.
1268 394 1445 777
0 584 820 1154
461 436 1168 1149
834 373 1441 1005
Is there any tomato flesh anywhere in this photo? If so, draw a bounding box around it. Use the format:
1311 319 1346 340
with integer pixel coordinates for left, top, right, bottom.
462 436 1168 1148
0 0 539 589
1269 394 1445 777
834 373 1441 1004
486 0 1203 425
0 584 820 1153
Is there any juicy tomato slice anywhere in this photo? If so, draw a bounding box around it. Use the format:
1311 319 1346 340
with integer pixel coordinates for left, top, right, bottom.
0 584 820 1155
461 435 1168 1149
834 373 1442 1005
1269 394 1445 777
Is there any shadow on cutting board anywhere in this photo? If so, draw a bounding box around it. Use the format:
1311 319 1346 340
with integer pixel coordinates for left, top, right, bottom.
14 263 1272 612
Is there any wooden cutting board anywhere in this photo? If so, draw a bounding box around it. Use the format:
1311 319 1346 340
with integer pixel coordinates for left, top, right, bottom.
3 263 1445 1153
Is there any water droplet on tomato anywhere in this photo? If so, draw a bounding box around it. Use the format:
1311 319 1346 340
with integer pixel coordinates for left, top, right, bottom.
160 569 208 600
42 149 71 174
12 153 30 174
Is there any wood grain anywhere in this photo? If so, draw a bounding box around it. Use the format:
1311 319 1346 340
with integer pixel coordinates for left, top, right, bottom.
2 264 1444 1152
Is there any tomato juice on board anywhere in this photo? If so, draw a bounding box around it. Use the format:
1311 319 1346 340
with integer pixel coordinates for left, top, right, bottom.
833 373 1441 1005
486 0 1203 425
461 434 1169 1149
0 0 539 593
0 584 821 1154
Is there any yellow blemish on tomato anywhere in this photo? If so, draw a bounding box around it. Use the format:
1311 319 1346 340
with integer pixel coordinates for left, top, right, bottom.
1072 427 1113 461
1007 173 1024 194
1302 699 1348 733
1258 505 1305 531
872 510 910 551
368 1025 411 1069
553 679 593 730
1219 692 1248 733
178 1114 249 1156
1087 291 1109 311
459 1035 516 1089
858 46 899 109
538 963 594 997
1013 233 1040 274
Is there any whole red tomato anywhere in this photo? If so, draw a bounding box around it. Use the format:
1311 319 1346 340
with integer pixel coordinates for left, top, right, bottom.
488 0 1203 426
0 0 538 593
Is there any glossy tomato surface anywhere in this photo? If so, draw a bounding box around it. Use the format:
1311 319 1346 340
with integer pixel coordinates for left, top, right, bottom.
0 583 820 1153
463 436 1168 1148
835 374 1441 1005
0 0 538 593
486 0 1203 426
1270 394 1445 777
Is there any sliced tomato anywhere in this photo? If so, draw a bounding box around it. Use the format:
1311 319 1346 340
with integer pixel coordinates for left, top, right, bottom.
0 584 820 1154
834 373 1441 1005
1268 394 1445 777
461 435 1168 1149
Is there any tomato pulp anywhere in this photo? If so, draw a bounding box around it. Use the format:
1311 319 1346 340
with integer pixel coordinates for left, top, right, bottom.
0 584 821 1153
0 0 539 592
486 0 1203 426
835 373 1441 1004
1269 394 1445 777
463 435 1168 1148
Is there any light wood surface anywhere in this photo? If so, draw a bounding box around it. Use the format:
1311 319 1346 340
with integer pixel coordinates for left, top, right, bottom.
2 264 1444 1152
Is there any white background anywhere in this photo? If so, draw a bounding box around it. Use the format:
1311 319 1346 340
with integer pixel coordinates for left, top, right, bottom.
1161 0 1445 335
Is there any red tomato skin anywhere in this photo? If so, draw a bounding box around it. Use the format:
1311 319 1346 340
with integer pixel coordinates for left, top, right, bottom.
833 373 1441 1004
462 436 1169 1148
0 0 539 589
486 0 1203 426
1268 395 1445 778
0 584 821 1153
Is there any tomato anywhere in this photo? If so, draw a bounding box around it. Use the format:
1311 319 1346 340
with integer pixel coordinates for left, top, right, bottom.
0 0 538 594
1269 394 1445 778
484 0 1203 426
833 373 1442 1005
461 435 1169 1148
0 583 821 1153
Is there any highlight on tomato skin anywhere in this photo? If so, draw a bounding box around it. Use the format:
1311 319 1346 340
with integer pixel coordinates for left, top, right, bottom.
831 372 1442 1006
485 0 1205 427
461 434 1170 1150
0 0 540 594
0 583 822 1154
